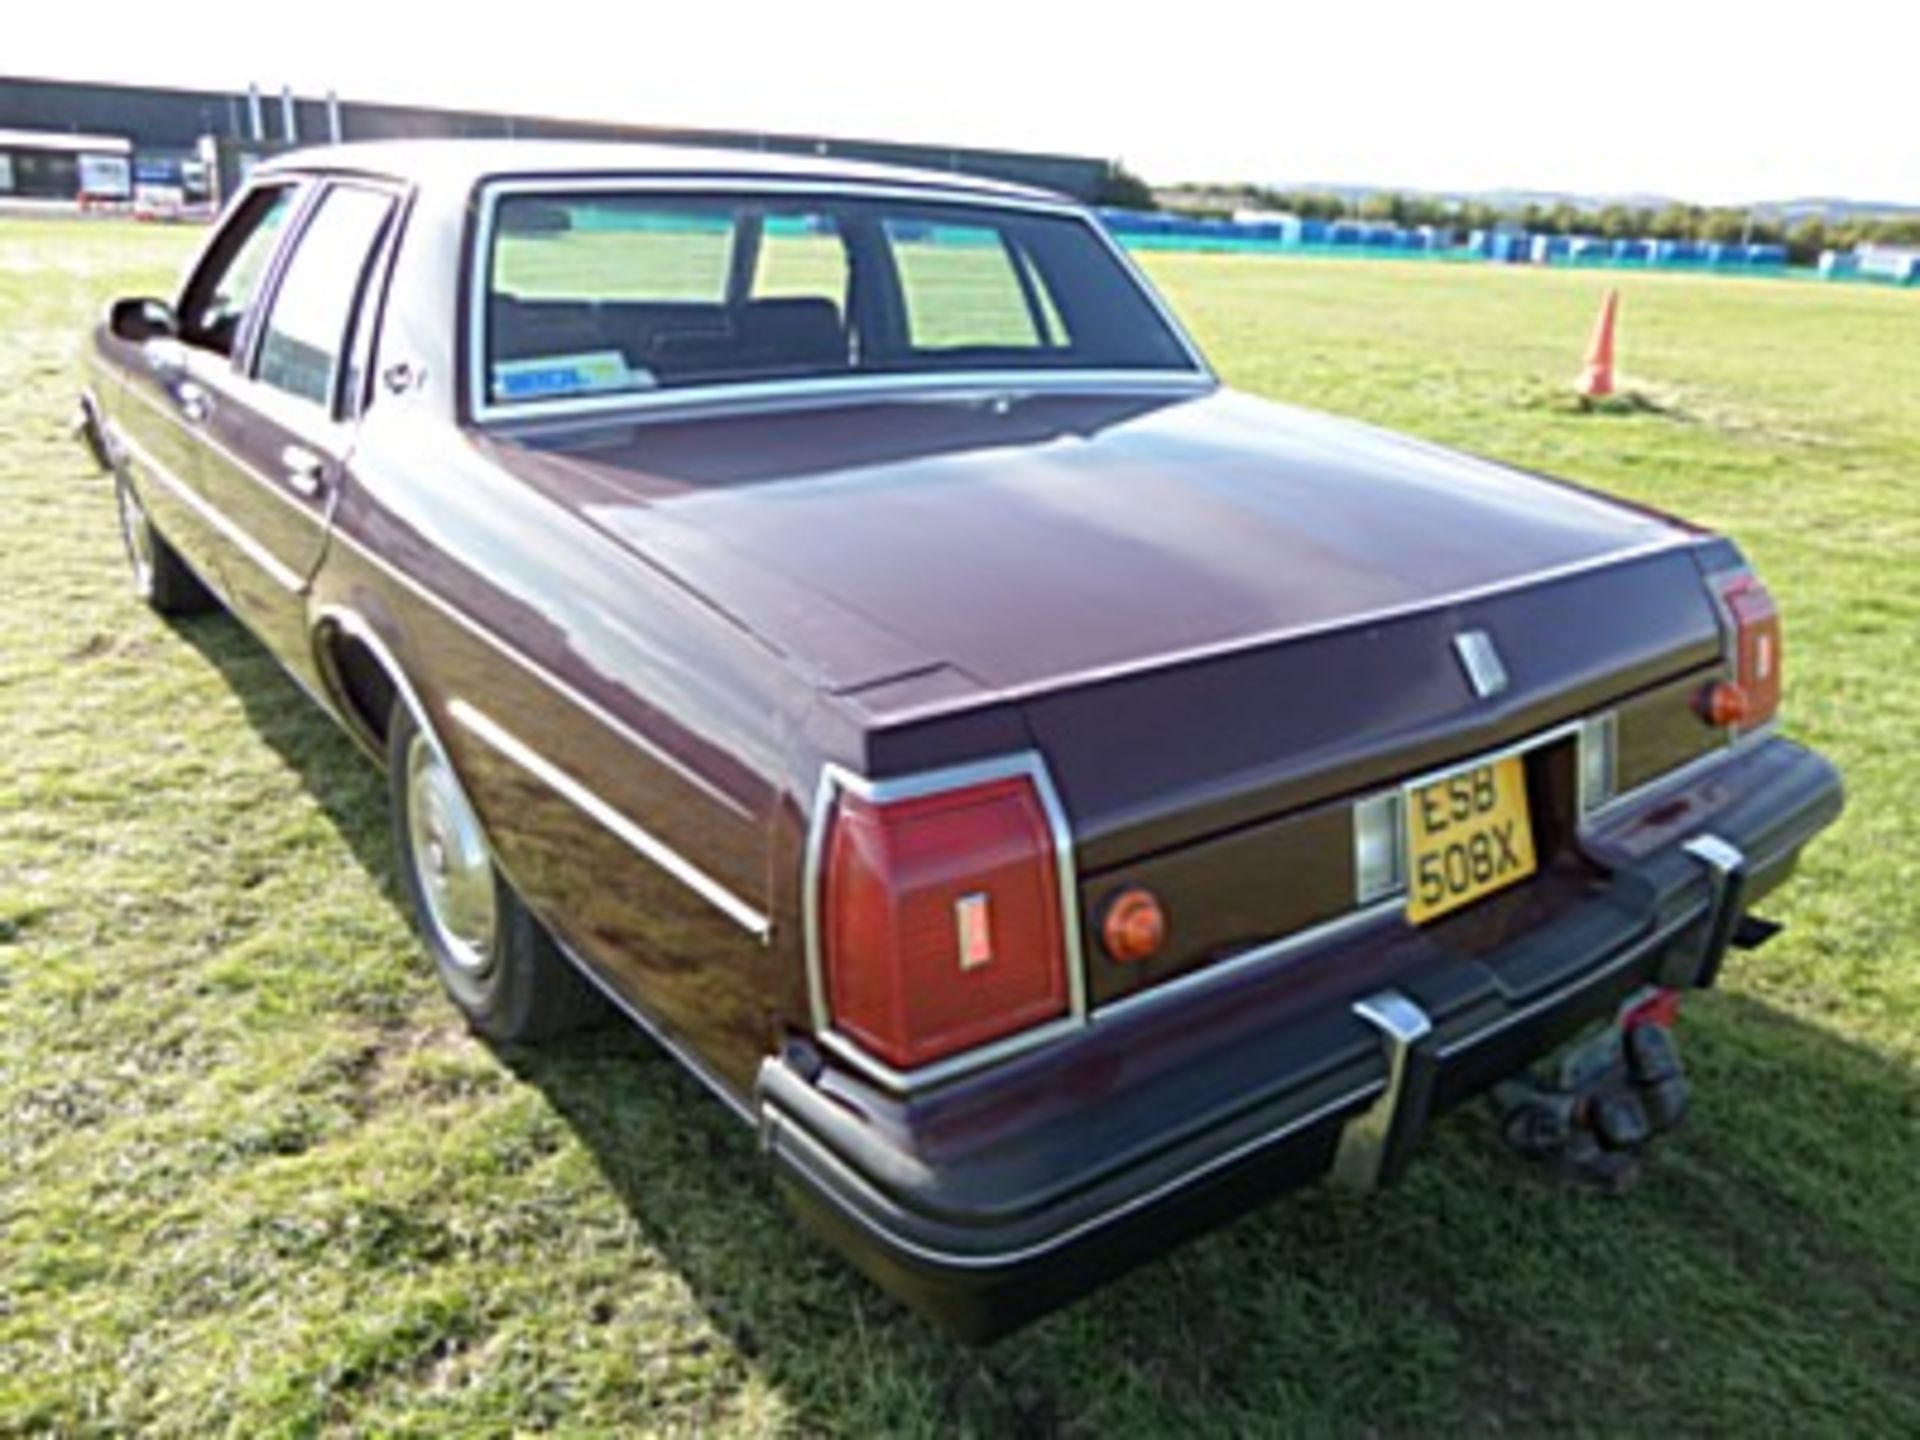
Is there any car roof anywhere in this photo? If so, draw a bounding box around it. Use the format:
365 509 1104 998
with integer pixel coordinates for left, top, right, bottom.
255 138 1069 205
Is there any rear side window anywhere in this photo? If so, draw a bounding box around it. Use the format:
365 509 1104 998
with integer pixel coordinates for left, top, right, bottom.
884 221 1052 350
255 185 396 408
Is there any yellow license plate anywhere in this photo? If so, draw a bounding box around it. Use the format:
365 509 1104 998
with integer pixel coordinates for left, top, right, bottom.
1405 755 1537 925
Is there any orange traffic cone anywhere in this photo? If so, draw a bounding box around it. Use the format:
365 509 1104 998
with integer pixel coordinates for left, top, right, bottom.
1578 289 1620 400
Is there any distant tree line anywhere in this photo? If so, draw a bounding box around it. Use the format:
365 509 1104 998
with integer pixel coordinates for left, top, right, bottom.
1112 174 1920 265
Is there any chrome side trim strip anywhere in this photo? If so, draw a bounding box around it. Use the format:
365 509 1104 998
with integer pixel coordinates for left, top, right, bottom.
761 1075 1381 1273
1581 730 1755 830
1332 990 1433 1191
115 426 305 593
800 750 1088 1093
1096 898 1405 1026
448 698 771 940
116 370 328 526
319 523 755 822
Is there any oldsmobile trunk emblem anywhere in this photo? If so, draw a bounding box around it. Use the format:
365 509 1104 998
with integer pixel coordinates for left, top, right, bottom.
1453 630 1509 699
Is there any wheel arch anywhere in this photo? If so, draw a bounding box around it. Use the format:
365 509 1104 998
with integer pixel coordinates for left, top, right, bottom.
309 604 445 771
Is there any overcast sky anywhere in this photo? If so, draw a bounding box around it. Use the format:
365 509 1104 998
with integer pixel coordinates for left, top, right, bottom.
13 1 1919 205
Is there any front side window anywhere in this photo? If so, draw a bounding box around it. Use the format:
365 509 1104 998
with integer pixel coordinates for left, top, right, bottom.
180 185 299 356
254 185 396 408
482 190 1196 408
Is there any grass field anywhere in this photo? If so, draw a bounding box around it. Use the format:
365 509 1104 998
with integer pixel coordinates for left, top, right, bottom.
3 217 1916 1436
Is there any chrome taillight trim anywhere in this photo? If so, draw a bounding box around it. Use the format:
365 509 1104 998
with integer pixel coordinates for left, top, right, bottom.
1702 563 1771 740
801 751 1088 1094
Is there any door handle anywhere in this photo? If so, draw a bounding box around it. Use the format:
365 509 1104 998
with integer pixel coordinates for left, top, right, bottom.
177 380 211 425
281 444 326 500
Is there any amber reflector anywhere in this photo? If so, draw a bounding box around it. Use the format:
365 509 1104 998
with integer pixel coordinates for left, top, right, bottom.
1101 887 1167 964
1695 679 1751 729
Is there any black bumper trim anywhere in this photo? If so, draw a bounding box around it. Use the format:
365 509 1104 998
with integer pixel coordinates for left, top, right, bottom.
764 1075 1379 1275
761 736 1843 1340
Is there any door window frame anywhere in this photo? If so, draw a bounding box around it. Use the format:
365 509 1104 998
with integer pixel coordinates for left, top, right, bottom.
239 176 411 426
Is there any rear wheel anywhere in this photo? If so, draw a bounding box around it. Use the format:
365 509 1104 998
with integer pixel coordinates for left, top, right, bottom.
387 704 607 1041
115 473 214 616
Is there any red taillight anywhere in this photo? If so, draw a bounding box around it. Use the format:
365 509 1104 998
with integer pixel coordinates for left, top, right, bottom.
1713 571 1782 730
820 774 1069 1069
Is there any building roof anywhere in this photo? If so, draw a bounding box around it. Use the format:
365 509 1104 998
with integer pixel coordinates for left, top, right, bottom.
0 127 131 154
255 138 1066 203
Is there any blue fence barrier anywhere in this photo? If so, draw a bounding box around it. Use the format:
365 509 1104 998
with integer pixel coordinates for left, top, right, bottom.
1096 208 1908 283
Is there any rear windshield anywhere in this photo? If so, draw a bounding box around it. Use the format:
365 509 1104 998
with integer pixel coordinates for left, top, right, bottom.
481 190 1197 406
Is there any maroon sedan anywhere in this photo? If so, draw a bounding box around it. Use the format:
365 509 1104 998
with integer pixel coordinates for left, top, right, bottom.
78 141 1842 1340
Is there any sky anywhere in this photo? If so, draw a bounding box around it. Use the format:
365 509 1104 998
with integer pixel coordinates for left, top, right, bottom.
10 1 1919 205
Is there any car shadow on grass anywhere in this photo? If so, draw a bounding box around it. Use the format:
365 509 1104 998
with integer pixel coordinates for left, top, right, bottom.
513 989 1920 1434
169 608 401 900
174 608 1920 1435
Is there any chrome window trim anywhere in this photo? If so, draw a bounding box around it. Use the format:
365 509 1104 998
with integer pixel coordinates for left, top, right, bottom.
169 175 316 369
449 698 771 940
801 750 1088 1094
482 368 1216 428
465 176 1213 425
243 177 406 415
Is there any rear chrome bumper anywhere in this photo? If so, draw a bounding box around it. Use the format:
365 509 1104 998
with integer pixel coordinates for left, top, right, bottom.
759 736 1843 1342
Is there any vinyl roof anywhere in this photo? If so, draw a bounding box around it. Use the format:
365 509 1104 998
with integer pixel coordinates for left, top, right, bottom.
255 138 1065 203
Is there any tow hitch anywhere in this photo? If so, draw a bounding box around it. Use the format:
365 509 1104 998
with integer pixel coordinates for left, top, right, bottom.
1492 986 1692 1192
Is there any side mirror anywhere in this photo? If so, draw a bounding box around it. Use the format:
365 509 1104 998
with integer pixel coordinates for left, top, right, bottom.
109 297 179 343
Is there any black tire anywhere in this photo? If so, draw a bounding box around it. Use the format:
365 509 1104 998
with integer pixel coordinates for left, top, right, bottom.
115 471 216 616
387 703 608 1041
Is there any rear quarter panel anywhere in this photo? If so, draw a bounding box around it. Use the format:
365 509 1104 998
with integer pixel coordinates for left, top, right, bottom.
312 406 807 1098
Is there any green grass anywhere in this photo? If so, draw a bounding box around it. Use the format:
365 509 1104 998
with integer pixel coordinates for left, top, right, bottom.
3 219 1916 1436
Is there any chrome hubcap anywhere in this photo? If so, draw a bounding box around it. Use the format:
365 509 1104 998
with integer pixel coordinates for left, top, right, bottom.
117 482 154 593
405 732 496 973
